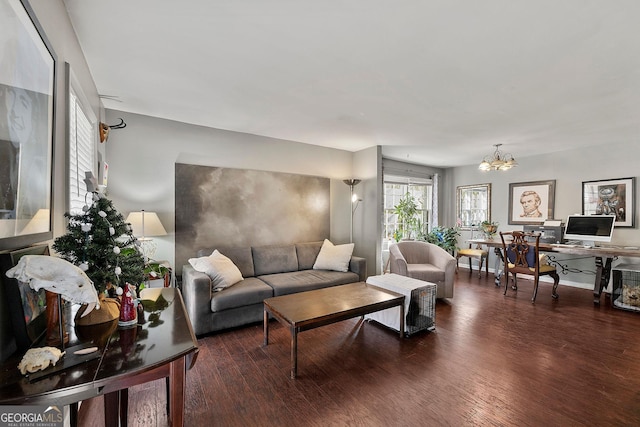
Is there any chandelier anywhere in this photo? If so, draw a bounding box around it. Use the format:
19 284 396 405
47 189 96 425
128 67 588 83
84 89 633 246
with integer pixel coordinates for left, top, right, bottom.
478 144 518 171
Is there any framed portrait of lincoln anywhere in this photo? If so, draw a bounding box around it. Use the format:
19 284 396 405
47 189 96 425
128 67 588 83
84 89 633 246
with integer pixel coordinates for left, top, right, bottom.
508 180 556 225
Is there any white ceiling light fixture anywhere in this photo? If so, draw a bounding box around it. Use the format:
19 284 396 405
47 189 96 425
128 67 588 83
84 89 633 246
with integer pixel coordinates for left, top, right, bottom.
478 144 518 171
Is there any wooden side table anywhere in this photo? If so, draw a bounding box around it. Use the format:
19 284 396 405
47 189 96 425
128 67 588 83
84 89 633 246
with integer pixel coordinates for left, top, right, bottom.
0 287 198 427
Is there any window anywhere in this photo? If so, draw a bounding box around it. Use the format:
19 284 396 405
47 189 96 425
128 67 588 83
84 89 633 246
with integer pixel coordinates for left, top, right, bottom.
383 176 432 249
67 68 96 215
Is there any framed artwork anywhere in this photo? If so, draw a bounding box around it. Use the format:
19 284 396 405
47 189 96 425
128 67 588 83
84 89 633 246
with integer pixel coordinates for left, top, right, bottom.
508 180 556 225
582 177 635 228
0 244 50 362
456 183 491 229
0 0 56 250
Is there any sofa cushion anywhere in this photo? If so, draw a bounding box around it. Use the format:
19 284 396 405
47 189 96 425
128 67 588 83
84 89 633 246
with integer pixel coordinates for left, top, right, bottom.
296 241 323 270
259 270 360 296
313 239 354 272
198 246 255 278
210 277 273 312
218 247 255 278
252 244 298 276
189 250 243 290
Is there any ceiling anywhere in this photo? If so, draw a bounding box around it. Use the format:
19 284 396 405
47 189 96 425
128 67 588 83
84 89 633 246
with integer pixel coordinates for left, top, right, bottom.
62 0 640 168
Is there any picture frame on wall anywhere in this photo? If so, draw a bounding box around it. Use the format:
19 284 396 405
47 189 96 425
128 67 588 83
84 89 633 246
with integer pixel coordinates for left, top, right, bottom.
508 180 556 225
456 183 491 230
582 177 635 228
0 0 56 250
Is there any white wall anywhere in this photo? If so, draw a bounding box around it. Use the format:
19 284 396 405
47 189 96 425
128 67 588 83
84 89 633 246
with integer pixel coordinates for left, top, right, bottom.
353 146 381 276
449 141 640 289
104 109 361 270
28 0 101 241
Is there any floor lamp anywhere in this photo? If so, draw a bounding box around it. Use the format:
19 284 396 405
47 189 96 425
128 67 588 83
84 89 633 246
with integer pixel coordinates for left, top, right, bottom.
343 179 361 243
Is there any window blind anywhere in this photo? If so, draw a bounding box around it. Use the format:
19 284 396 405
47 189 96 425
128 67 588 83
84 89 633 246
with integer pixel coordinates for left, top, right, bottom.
68 89 95 214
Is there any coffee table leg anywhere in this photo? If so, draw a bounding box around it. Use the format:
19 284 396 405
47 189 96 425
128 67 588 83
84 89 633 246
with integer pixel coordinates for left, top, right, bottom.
399 299 405 338
291 327 297 379
263 308 269 346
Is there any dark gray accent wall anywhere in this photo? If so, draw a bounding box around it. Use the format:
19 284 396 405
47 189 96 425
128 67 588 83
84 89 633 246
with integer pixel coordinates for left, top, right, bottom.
175 164 330 274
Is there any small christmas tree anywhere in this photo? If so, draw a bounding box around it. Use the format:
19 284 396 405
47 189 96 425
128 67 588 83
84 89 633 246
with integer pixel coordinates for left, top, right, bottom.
53 191 145 294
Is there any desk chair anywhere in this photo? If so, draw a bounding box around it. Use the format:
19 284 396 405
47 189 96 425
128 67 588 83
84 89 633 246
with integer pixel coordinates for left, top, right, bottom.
456 244 488 278
500 231 560 303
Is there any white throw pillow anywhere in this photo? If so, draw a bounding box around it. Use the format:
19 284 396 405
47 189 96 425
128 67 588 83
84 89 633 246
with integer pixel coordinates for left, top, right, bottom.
188 250 243 290
313 239 355 272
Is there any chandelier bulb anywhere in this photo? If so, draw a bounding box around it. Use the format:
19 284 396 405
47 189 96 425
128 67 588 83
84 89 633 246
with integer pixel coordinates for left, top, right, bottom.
478 144 517 171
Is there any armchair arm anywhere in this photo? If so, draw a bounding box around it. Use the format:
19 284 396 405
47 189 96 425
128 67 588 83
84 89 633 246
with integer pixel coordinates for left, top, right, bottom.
349 256 367 281
429 246 456 272
181 265 212 336
389 244 408 276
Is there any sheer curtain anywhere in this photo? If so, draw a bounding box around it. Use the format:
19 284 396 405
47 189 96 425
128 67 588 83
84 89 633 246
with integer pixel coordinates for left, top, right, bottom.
431 173 439 227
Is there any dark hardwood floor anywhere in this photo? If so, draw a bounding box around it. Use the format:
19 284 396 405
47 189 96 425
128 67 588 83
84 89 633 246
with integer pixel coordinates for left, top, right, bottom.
78 272 640 426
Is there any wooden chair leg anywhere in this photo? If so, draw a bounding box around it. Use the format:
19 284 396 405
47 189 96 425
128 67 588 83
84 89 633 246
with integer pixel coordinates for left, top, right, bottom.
531 277 540 303
503 272 509 295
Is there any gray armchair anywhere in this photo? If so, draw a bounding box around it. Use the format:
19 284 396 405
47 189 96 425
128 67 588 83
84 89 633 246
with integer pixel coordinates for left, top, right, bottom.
389 241 456 298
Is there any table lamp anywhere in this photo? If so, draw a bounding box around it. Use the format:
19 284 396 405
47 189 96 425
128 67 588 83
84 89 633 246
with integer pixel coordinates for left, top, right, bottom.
125 210 167 260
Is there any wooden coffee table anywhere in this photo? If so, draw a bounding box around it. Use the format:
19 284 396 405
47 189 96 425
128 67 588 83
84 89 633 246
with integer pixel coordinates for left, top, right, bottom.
263 282 405 378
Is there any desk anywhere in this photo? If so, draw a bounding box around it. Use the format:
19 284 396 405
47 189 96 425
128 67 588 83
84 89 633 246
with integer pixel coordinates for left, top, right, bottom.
469 239 640 304
0 287 198 427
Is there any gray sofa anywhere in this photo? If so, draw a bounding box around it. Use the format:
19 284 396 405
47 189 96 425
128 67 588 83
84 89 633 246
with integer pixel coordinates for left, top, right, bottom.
182 241 367 336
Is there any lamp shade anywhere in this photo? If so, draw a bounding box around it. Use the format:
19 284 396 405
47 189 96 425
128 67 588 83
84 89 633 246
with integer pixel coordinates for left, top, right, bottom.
19 209 50 235
125 211 167 238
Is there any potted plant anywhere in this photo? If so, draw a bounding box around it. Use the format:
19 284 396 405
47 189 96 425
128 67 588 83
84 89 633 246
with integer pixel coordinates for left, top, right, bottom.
480 220 499 239
144 260 171 287
425 226 461 254
393 193 420 240
144 261 172 288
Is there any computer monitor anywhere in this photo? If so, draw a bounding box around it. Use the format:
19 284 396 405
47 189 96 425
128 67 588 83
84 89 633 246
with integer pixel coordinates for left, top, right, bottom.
564 214 616 246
